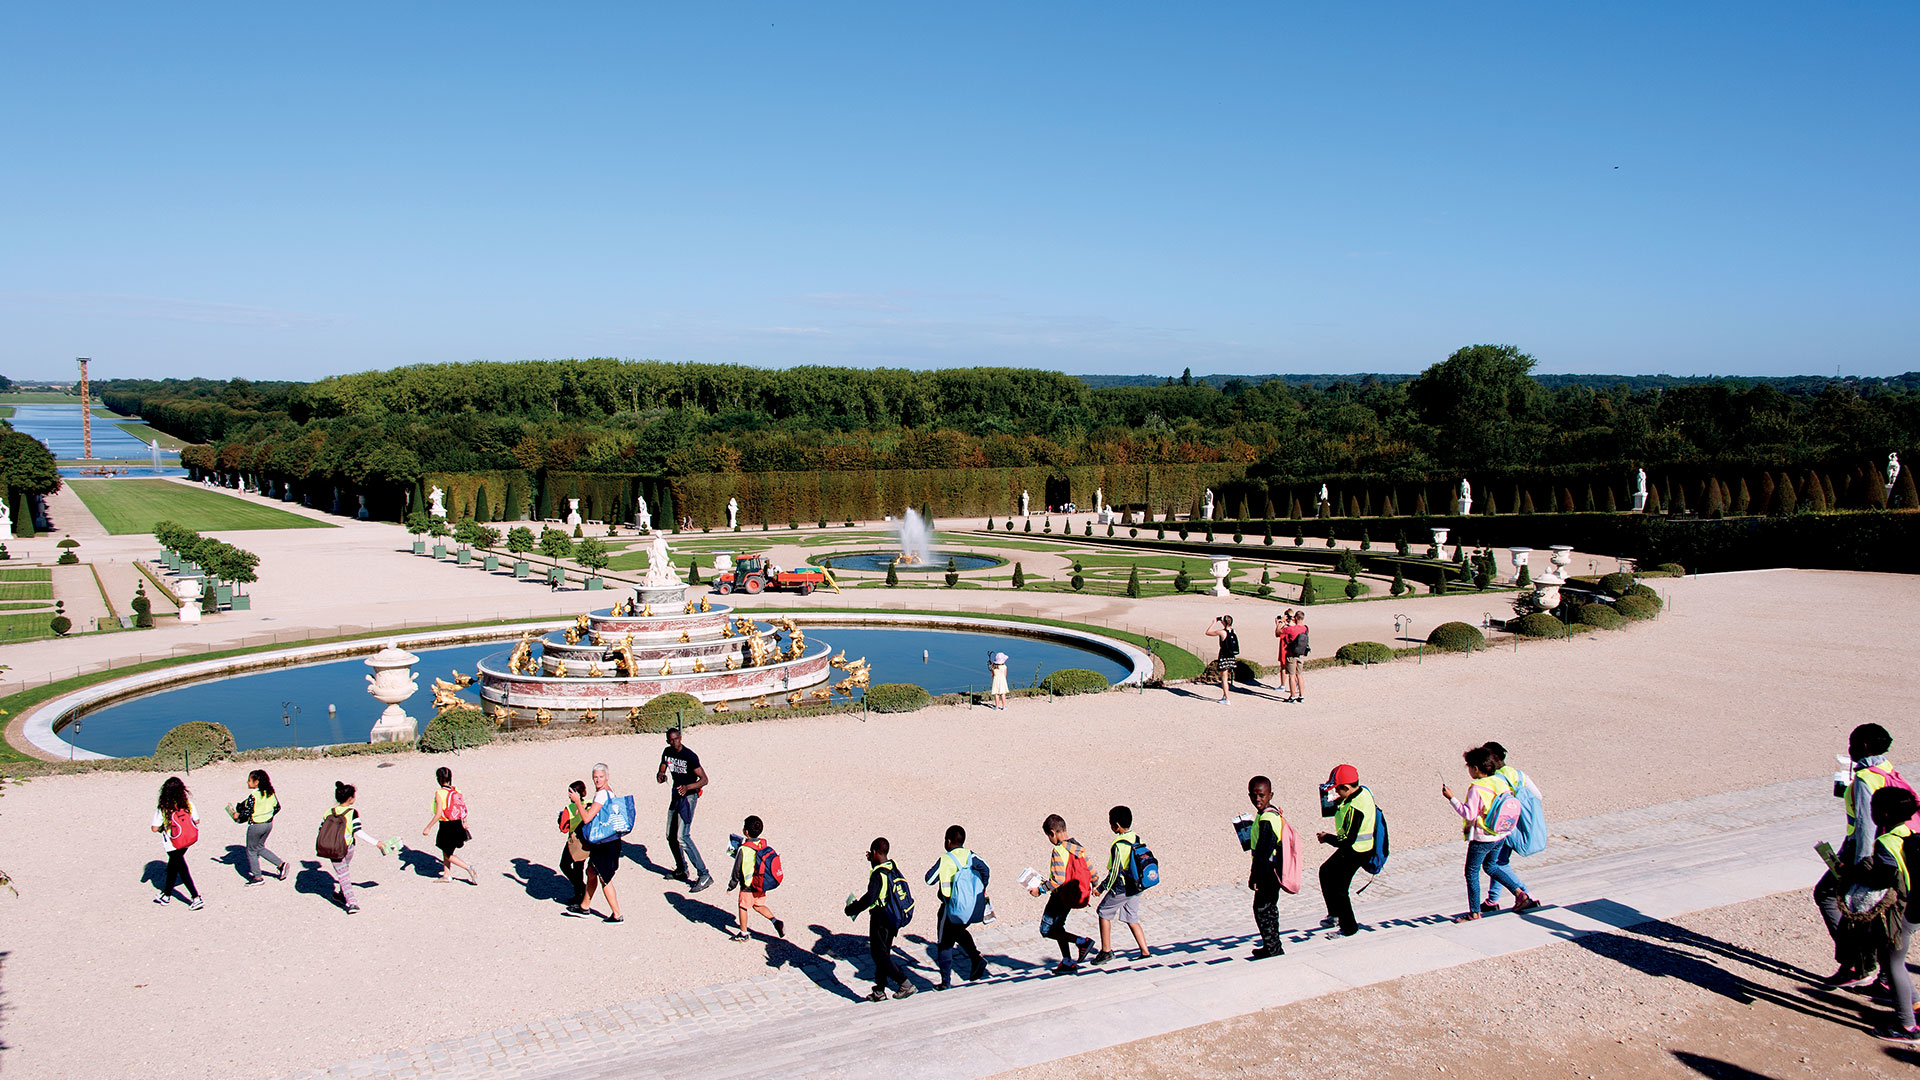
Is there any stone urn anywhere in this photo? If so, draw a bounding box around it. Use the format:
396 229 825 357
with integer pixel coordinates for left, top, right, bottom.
1507 546 1533 584
1549 545 1574 577
365 642 421 743
1430 527 1450 559
177 576 203 624
1208 557 1232 597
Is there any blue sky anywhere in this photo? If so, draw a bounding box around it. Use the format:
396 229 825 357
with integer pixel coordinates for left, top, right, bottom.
1 3 1914 382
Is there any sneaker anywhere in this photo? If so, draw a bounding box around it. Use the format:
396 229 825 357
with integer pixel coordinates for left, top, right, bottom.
1836 970 1880 988
866 988 889 1003
344 904 360 915
1052 962 1077 975
1511 892 1541 913
245 876 266 888
690 875 713 893
892 984 916 1000
729 931 750 942
563 905 590 918
1089 950 1115 966
773 918 786 939
1874 1025 1920 1045
188 896 204 910
153 892 171 905
1452 912 1482 923
1823 965 1865 986
604 915 625 925
1480 901 1501 913
275 863 289 881
1076 937 1092 964
1319 916 1339 928
1249 946 1283 960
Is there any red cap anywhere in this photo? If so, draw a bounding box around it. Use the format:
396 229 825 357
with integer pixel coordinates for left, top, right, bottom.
1329 764 1359 787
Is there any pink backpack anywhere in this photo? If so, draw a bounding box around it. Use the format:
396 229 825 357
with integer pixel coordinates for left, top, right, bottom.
1866 767 1920 826
444 788 468 821
1278 818 1302 894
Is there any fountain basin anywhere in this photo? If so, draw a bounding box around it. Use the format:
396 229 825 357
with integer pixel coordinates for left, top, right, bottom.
815 551 1003 573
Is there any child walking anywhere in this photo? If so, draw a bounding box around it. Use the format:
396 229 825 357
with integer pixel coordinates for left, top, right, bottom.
228 769 286 885
421 766 477 884
1027 815 1094 974
728 815 784 941
151 776 203 909
1091 805 1151 964
1315 764 1377 936
320 781 389 914
1444 746 1538 922
1245 776 1286 958
844 837 915 1001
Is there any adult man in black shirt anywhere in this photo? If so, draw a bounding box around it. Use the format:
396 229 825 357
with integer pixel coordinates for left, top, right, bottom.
656 727 712 891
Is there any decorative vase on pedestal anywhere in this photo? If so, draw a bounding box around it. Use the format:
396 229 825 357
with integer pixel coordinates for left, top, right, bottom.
1430 528 1450 561
177 577 203 624
1209 557 1232 597
365 643 421 743
1507 547 1533 584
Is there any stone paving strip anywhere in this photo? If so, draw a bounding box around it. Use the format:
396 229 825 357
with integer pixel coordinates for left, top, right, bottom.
280 767 1862 1080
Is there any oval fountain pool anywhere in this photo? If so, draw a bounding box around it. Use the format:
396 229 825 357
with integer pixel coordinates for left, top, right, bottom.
60 625 1132 757
815 551 1002 573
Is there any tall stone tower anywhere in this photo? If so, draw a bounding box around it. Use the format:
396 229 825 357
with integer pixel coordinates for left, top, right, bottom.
77 356 92 459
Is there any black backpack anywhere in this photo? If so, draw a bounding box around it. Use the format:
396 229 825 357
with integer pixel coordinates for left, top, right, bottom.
1292 629 1310 657
1220 628 1240 658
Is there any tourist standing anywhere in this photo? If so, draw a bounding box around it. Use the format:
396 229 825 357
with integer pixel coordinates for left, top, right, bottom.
988 651 1010 710
228 769 286 885
728 815 784 941
1315 764 1376 936
558 779 590 912
926 824 990 988
1445 746 1538 922
579 763 627 923
151 776 203 909
1027 814 1094 974
1819 723 1901 986
1272 611 1291 694
1091 805 1150 964
319 781 388 914
657 727 712 891
1244 776 1286 958
421 766 477 885
1205 615 1239 704
1282 611 1308 703
1850 786 1920 1043
1480 742 1540 912
844 838 915 1001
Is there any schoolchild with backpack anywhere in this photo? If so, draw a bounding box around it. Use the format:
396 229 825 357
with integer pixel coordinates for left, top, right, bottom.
727 815 785 942
1444 746 1538 922
1027 815 1095 974
1242 776 1293 959
1090 805 1154 965
150 776 203 909
1315 765 1381 936
845 837 915 1001
420 766 477 885
317 781 391 915
1818 723 1909 987
925 824 991 988
1480 742 1545 912
228 769 286 886
1844 785 1920 1044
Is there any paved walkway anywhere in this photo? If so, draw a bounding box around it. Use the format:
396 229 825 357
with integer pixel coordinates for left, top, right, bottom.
279 769 1849 1080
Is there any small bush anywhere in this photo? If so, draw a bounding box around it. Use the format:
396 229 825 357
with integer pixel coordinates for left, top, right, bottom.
1579 605 1627 631
1598 571 1636 597
1511 611 1572 638
155 721 237 768
1613 595 1658 620
57 538 79 549
634 692 704 731
1336 641 1395 665
1626 582 1664 607
1202 658 1265 684
1299 575 1317 605
420 708 494 752
1655 562 1686 576
864 683 931 713
1255 584 1273 596
1390 565 1407 596
57 550 78 565
1041 668 1110 695
1427 621 1485 652
50 614 72 635
1012 562 1026 589
1173 563 1191 592
1345 575 1360 599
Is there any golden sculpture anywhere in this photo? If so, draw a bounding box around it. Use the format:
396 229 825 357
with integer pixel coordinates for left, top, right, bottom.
659 659 674 676
535 707 554 725
624 707 642 725
720 622 734 639
616 633 637 676
507 633 534 675
501 707 521 723
678 630 691 644
750 696 770 710
551 660 569 678
641 603 653 618
564 626 580 645
786 691 804 707
578 710 598 724
745 628 773 667
829 649 848 669
692 657 707 673
684 600 697 615
699 595 713 612
575 612 592 632
450 670 473 687
809 687 832 702
712 700 731 713
724 653 740 670
587 661 605 678
430 678 464 713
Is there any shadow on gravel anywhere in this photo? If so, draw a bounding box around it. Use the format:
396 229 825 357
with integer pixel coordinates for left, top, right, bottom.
138 859 165 889
1670 1051 1781 1079
397 847 445 879
506 857 574 903
663 891 737 935
213 844 252 879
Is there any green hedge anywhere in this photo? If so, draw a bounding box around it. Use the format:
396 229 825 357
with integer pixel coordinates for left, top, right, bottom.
634 692 704 731
1426 621 1486 652
1334 641 1395 665
1626 582 1664 607
154 721 236 769
1598 571 1636 597
864 683 932 714
1039 668 1111 695
419 708 494 752
1612 595 1658 620
1578 604 1627 630
1202 658 1266 683
1511 611 1572 638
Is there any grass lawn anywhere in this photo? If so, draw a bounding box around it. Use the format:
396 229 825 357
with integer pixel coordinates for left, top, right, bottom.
0 582 54 602
0 392 95 404
0 611 55 642
67 478 336 535
0 568 53 581
112 421 193 450
0 406 11 418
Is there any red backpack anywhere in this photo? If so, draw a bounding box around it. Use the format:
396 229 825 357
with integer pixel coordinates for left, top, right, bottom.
748 839 784 892
168 808 199 849
1063 845 1094 909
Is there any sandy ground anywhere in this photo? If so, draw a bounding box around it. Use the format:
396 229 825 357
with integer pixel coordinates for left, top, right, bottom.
0 568 1913 1078
1004 891 1920 1080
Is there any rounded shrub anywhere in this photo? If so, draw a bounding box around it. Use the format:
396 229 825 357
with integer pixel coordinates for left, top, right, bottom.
1578 604 1627 631
155 721 237 768
864 683 931 714
1511 611 1572 638
1613 595 1658 620
1598 571 1636 597
1335 641 1395 665
49 614 72 635
1426 621 1486 652
1626 582 1664 608
1656 562 1686 576
1203 658 1265 683
634 692 703 731
420 707 494 752
57 550 78 565
1040 668 1110 695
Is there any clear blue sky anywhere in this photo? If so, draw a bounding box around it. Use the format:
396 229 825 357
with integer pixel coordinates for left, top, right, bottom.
2 3 1914 382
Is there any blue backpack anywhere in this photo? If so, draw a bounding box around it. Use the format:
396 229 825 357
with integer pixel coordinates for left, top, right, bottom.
939 852 990 924
1364 800 1390 876
1505 770 1548 857
881 865 915 929
1126 838 1161 893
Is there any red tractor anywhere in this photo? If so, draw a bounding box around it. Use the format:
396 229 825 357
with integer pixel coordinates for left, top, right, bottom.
712 556 837 596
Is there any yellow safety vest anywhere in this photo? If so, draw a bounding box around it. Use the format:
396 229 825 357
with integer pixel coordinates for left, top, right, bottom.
249 792 278 824
1463 775 1512 839
1843 766 1894 839
1334 788 1377 853
1252 808 1284 860
1879 824 1913 895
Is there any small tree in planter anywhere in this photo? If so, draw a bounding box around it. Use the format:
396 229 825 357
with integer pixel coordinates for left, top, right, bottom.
452 519 479 564
405 511 431 553
429 517 451 557
506 526 535 576
575 537 609 587
538 527 574 582
474 524 501 570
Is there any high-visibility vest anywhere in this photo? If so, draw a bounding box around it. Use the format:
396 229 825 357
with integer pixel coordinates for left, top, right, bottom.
1878 825 1914 895
1843 766 1895 839
1252 808 1284 861
1463 775 1511 839
1335 788 1377 853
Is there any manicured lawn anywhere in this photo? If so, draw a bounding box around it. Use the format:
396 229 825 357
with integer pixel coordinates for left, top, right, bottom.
0 392 95 404
0 582 53 601
0 568 52 581
0 611 55 642
0 406 11 418
67 478 336 535
111 421 193 450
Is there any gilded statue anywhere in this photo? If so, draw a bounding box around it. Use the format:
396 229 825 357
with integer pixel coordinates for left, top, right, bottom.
724 653 740 670
578 710 597 724
450 670 473 687
430 678 464 713
535 707 554 725
678 630 691 644
684 600 697 615
624 707 641 725
750 696 771 710
712 699 732 713
692 657 707 673
587 661 604 677
551 660 568 678
699 595 712 613
616 633 637 676
564 626 580 645
786 691 804 707
507 633 534 675
659 659 674 676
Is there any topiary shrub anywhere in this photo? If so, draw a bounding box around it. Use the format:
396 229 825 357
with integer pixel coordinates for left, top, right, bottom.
1299 575 1317 605
131 585 154 628
1040 668 1110 695
1511 611 1571 638
57 549 79 565
1336 641 1395 665
155 721 237 768
1613 595 1658 620
633 692 705 731
1626 582 1664 608
1345 575 1361 599
1579 605 1627 631
1598 571 1636 597
1012 561 1026 589
1173 563 1191 592
419 708 494 752
1202 658 1265 684
1427 621 1485 652
1656 562 1685 576
864 683 931 713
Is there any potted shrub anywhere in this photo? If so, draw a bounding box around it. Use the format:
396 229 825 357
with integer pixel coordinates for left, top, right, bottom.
475 524 501 572
453 519 478 565
506 526 534 577
406 511 430 554
429 518 450 559
576 537 609 590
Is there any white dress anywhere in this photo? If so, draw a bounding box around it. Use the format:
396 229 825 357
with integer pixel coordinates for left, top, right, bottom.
989 663 1009 695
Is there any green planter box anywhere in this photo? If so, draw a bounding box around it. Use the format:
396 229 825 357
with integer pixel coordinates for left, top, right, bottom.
231 594 251 611
432 544 446 559
215 584 233 607
586 576 604 590
457 550 472 565
514 561 530 578
412 540 425 554
547 568 565 586
483 555 499 572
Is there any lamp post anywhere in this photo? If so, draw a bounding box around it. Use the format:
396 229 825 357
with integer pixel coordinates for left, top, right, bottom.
68 719 80 761
282 701 301 749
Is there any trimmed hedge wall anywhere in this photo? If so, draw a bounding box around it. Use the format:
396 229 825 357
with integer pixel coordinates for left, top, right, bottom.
1039 668 1111 695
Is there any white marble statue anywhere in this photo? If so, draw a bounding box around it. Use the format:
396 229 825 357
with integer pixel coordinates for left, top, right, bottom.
1890 453 1903 495
643 530 682 588
1202 489 1214 520
1094 488 1104 513
1457 478 1473 515
727 497 739 529
356 494 369 520
1020 490 1030 517
1635 469 1648 497
0 497 11 537
428 486 447 519
1318 483 1329 505
566 498 583 527
636 494 652 532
